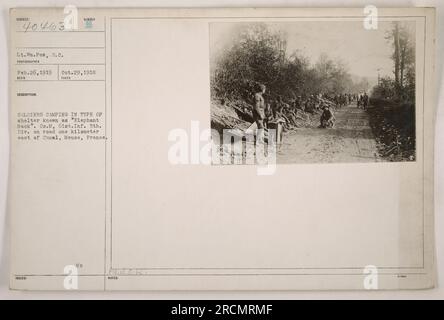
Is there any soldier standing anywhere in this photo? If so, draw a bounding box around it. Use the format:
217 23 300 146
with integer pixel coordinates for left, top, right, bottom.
252 84 266 129
363 92 369 110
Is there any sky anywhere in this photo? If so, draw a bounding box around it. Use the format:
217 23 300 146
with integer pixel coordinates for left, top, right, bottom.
210 20 416 81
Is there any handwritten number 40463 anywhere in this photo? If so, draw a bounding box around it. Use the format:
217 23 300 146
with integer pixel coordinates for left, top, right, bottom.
21 21 65 32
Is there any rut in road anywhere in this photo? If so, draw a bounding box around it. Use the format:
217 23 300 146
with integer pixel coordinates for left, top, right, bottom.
277 104 379 164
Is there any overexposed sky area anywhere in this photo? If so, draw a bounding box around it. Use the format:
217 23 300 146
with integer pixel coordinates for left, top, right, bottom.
210 20 416 80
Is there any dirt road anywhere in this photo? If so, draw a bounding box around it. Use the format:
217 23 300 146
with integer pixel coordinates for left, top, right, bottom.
277 103 379 163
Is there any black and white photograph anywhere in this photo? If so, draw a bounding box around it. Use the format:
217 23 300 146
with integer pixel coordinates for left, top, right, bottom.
210 21 416 164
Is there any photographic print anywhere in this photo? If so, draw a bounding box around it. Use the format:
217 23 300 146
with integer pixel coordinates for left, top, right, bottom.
210 21 416 164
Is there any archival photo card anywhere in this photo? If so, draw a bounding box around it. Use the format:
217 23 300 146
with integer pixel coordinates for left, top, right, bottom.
8 7 436 291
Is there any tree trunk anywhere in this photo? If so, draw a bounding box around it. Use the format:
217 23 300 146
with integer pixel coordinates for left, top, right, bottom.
394 23 401 91
400 45 406 89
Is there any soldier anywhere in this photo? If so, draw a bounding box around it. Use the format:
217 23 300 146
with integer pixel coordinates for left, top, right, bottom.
335 94 341 108
306 95 316 114
320 105 335 128
277 96 287 115
362 92 369 110
293 95 302 111
252 84 266 129
264 102 273 128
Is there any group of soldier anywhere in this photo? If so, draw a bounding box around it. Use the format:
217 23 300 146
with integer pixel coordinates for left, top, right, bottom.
324 92 370 110
357 92 370 110
333 93 355 108
252 84 370 132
